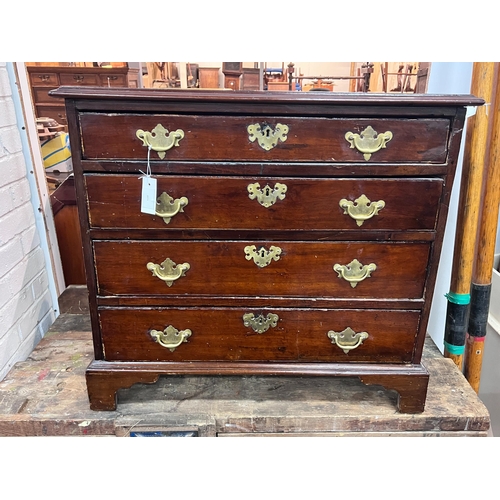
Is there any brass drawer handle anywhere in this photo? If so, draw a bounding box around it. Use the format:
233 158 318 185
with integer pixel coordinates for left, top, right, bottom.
155 192 189 224
345 125 393 160
244 245 282 268
339 194 385 226
247 123 289 150
73 75 85 82
146 257 190 286
333 258 376 288
243 312 279 333
247 182 287 208
38 74 51 82
327 327 369 354
136 124 185 159
150 325 192 352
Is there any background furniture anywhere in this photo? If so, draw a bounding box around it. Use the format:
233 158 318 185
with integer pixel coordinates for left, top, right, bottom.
198 67 220 88
223 62 242 90
50 176 86 286
241 68 261 90
27 64 137 126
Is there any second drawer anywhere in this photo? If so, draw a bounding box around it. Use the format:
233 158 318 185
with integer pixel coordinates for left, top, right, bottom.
86 175 443 232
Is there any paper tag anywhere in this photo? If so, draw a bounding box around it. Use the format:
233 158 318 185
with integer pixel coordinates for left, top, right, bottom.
140 176 157 215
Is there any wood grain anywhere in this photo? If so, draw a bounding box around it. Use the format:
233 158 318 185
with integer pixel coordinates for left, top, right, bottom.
93 240 431 299
79 113 451 163
98 307 420 363
85 174 443 232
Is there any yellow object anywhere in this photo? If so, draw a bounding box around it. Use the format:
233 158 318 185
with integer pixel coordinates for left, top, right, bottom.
41 133 72 170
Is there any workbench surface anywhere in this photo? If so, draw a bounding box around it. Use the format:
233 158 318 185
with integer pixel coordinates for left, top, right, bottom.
0 286 490 437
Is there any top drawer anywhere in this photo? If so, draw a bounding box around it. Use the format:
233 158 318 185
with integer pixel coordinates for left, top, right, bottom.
30 72 59 87
60 73 99 86
98 73 127 86
79 113 451 163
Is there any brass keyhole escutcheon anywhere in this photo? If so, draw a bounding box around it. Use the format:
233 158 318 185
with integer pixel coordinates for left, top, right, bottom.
345 126 393 160
243 313 279 334
247 182 287 208
327 327 369 354
247 123 289 151
244 245 282 268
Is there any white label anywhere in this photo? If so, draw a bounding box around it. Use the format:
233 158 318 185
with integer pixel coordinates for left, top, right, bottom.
140 176 157 215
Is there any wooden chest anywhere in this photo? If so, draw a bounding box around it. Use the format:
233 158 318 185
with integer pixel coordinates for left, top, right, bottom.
50 87 482 412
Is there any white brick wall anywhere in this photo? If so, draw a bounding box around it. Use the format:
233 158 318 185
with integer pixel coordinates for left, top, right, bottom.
0 62 57 380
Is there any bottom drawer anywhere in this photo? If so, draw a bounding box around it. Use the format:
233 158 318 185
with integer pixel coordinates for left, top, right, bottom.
99 307 420 363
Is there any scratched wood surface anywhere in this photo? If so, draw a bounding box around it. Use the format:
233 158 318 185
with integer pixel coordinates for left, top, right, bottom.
0 286 490 437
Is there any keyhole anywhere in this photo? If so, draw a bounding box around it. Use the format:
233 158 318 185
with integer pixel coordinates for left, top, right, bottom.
265 128 271 137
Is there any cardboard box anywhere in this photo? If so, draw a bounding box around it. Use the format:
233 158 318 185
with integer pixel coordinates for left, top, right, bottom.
41 133 73 173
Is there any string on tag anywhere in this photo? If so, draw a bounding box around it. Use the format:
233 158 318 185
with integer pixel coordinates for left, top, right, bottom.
139 145 153 179
139 145 157 215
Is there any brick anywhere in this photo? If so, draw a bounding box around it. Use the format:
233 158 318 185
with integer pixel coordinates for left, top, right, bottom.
0 202 35 245
31 270 49 300
0 236 23 279
17 289 53 342
0 325 22 374
0 67 12 98
0 286 33 336
0 153 27 185
20 224 41 255
37 308 57 338
0 98 16 128
0 184 13 217
0 126 22 155
9 177 32 208
0 248 46 298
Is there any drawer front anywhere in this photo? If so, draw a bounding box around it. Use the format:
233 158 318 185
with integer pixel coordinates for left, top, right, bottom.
99 73 127 86
86 175 443 232
35 106 67 125
32 88 56 104
29 72 59 86
99 307 419 363
79 113 450 163
93 240 430 299
59 73 99 86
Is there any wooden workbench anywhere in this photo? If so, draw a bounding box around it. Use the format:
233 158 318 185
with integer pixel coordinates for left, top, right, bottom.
0 286 490 437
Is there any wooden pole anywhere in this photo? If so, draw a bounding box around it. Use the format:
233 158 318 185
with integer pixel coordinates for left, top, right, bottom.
465 64 500 392
443 63 496 369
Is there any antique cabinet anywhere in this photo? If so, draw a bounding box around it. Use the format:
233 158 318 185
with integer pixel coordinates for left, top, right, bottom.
50 87 482 412
197 67 220 89
28 65 136 126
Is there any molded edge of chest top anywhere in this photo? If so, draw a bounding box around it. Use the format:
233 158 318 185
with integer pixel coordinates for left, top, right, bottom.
49 87 484 111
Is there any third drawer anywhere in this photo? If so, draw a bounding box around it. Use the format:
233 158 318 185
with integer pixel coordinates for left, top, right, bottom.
93 240 431 299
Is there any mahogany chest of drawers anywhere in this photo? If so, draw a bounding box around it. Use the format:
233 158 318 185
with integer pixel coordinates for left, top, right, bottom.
51 87 482 412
